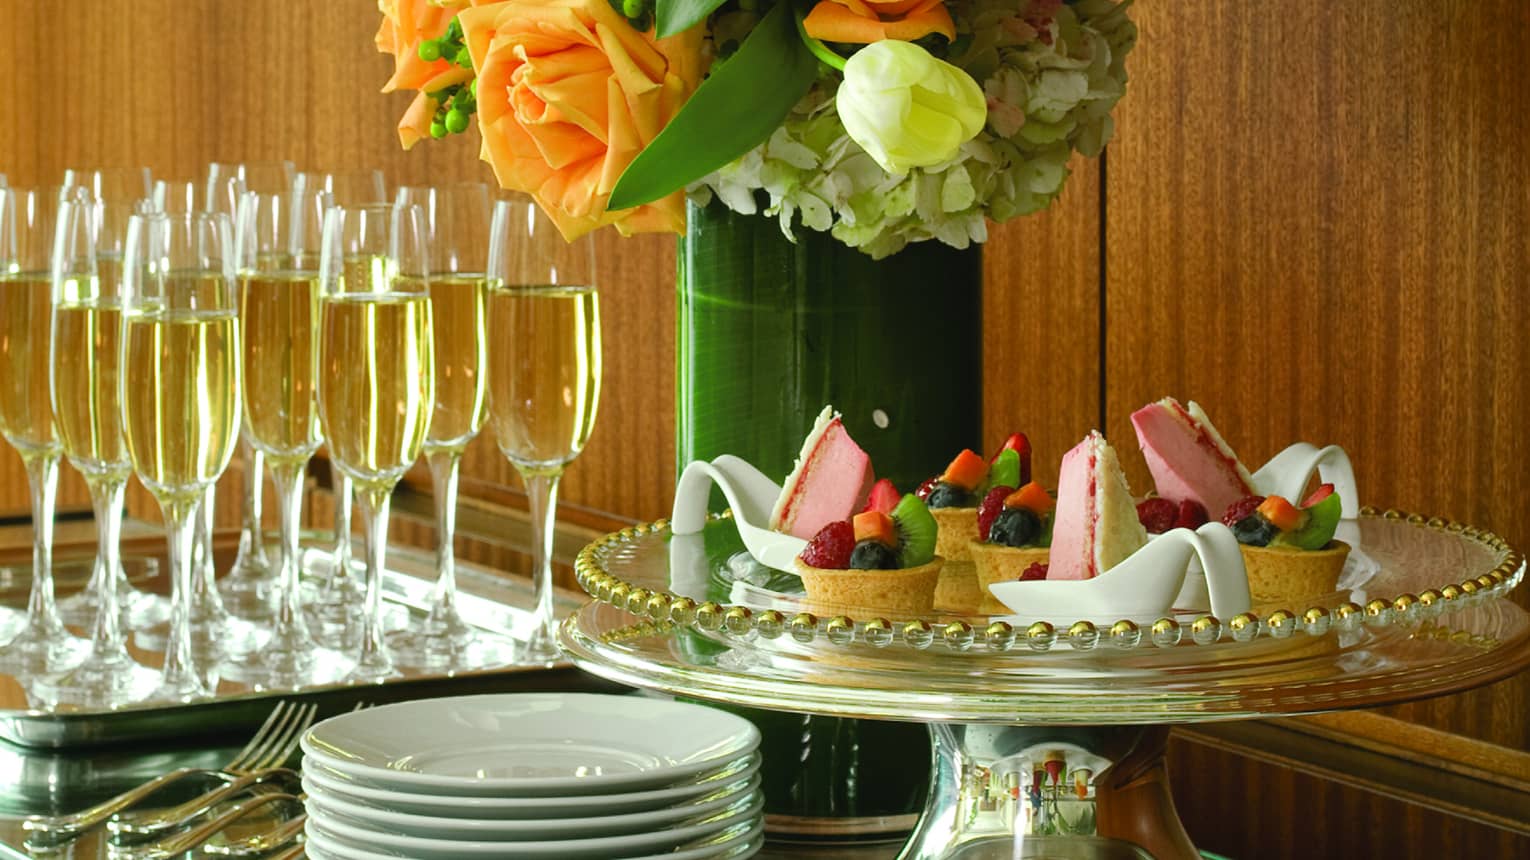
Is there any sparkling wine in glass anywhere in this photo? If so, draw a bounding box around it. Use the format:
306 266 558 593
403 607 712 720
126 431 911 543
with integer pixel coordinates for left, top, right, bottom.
54 167 169 634
316 203 435 679
32 187 160 707
388 185 516 670
0 188 89 675
120 210 243 701
486 198 601 663
223 187 355 688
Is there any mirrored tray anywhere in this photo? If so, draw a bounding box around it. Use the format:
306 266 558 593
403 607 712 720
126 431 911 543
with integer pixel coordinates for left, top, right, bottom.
0 536 593 749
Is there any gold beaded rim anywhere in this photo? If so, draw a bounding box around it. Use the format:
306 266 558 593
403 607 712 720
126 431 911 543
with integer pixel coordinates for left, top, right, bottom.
572 507 1524 654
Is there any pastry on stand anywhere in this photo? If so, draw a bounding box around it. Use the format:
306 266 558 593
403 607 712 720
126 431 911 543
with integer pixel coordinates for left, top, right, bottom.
564 509 1528 860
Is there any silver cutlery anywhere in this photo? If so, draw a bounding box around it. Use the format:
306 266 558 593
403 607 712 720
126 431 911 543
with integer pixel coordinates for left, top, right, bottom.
107 767 301 843
23 700 317 850
122 792 303 859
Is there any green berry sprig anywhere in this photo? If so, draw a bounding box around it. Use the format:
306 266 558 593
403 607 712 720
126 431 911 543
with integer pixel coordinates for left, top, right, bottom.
417 17 477 140
607 0 653 32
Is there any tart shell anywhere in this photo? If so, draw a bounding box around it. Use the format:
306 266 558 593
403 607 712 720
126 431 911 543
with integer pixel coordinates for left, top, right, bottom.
1240 540 1351 606
795 557 945 616
967 540 1051 615
930 506 979 561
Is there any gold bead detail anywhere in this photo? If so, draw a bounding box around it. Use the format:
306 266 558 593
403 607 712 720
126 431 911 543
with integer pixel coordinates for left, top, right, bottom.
1191 615 1221 644
1026 621 1056 651
1392 593 1417 614
904 620 934 649
1460 579 1480 596
669 597 698 624
1067 621 1099 650
625 588 651 614
864 618 894 648
1441 584 1462 601
826 615 856 645
1229 612 1260 642
755 609 785 639
694 601 724 630
1364 598 1390 618
789 612 818 642
1266 610 1296 638
645 592 672 619
985 621 1016 651
608 582 631 607
723 606 753 635
1476 574 1497 591
1150 618 1181 647
1109 620 1141 648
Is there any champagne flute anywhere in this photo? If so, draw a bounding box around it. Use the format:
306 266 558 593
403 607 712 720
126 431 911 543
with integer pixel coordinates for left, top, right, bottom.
224 187 355 687
55 167 168 634
0 188 89 674
208 162 295 612
317 203 435 679
120 209 242 701
32 187 159 707
486 199 601 663
389 185 516 669
304 169 386 598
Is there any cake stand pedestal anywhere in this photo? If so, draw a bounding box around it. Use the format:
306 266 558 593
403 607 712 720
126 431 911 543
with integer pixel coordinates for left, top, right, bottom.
559 513 1530 859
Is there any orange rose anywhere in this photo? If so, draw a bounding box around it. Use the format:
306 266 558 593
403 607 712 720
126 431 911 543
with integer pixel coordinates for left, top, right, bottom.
376 0 473 148
803 0 955 45
460 0 704 239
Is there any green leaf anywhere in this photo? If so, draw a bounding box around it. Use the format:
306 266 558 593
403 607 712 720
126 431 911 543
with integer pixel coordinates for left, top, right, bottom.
607 2 817 211
656 0 728 38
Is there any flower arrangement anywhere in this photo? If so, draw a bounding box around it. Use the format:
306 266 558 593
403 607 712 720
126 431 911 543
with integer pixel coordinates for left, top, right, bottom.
376 0 1134 258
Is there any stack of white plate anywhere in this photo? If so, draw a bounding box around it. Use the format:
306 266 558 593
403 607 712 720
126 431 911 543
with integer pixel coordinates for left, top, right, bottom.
298 693 764 859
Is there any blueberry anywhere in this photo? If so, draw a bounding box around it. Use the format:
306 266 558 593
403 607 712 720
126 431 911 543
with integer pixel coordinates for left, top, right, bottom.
1231 514 1278 547
849 540 899 570
925 482 972 509
988 508 1040 548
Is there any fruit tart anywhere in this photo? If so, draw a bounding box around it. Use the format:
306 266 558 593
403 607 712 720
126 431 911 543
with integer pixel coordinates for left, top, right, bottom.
968 482 1054 614
795 492 943 615
1222 484 1349 605
918 433 1030 562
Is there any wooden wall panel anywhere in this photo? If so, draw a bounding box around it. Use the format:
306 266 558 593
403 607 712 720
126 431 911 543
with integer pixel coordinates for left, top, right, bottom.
1105 0 1530 755
1168 738 1530 859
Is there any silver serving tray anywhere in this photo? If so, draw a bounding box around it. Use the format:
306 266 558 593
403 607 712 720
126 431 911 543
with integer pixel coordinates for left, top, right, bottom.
0 537 609 749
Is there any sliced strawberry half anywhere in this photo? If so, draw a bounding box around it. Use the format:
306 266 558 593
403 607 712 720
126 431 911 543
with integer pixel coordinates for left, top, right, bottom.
860 478 901 514
800 521 855 569
1301 483 1336 509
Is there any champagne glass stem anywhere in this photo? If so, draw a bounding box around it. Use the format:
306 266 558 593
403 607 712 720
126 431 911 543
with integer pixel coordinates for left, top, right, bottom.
521 469 562 663
159 497 206 698
352 485 394 678
333 474 353 576
236 441 269 568
85 478 127 657
196 485 225 617
22 454 60 633
425 449 463 630
266 460 313 663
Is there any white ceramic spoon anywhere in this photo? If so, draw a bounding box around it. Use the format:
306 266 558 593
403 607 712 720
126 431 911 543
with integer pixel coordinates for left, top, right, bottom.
990 522 1250 625
672 456 807 572
1251 442 1359 518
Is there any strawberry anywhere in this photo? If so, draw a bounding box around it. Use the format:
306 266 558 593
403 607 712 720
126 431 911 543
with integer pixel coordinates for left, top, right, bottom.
861 478 901 514
977 485 1015 541
1221 495 1266 527
800 521 855 569
1301 483 1336 509
1172 500 1209 530
989 432 1033 486
1136 498 1177 534
914 475 940 501
1019 562 1049 581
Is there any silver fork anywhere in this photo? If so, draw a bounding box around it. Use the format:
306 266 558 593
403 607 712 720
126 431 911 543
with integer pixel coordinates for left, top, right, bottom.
22 700 319 850
112 702 364 841
126 792 304 860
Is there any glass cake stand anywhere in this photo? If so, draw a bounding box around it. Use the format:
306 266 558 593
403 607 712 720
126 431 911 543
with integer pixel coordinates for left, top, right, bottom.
559 510 1530 859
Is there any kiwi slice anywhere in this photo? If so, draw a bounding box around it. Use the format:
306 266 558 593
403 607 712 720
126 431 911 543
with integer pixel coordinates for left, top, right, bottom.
892 492 939 567
1282 491 1342 550
986 448 1021 492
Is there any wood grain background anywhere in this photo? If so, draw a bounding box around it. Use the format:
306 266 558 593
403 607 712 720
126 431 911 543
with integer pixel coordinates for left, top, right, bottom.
1 0 1527 854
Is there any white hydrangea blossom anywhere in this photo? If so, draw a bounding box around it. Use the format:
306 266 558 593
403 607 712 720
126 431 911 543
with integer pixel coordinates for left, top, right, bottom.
690 0 1136 259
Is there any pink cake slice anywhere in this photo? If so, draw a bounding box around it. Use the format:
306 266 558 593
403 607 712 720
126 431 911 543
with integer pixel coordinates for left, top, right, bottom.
770 406 875 540
1048 431 1148 581
1130 398 1256 519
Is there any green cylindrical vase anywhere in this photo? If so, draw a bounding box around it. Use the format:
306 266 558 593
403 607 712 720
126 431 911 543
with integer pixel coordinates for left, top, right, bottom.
675 200 982 835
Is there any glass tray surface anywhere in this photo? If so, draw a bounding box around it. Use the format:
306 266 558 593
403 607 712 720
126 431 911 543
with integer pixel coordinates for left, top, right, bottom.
559 510 1530 724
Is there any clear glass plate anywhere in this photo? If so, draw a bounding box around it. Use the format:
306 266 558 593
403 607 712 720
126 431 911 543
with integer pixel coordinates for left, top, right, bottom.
560 510 1530 724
